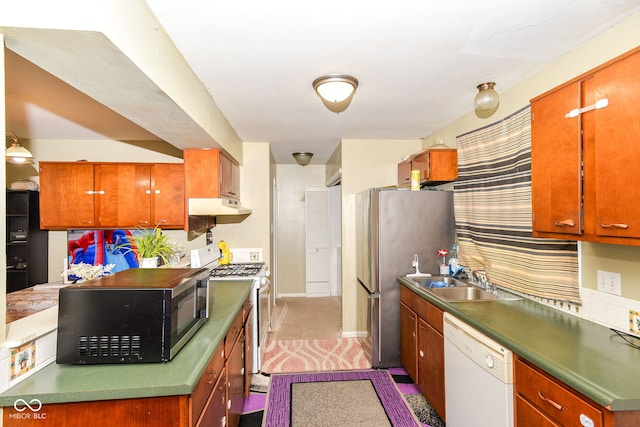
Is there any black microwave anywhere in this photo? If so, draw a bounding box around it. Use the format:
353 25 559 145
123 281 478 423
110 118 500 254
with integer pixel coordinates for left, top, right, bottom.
56 267 211 364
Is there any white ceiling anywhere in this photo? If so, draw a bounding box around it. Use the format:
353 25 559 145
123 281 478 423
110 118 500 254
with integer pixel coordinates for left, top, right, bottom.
5 1 640 164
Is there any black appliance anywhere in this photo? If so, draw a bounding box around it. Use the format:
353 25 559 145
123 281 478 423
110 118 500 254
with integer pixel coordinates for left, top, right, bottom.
56 268 210 364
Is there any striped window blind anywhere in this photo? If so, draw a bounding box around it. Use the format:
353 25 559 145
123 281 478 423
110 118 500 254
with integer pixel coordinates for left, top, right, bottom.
454 105 580 303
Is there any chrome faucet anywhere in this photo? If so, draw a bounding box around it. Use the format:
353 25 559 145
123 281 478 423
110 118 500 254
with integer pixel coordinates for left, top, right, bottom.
470 269 486 286
471 270 497 294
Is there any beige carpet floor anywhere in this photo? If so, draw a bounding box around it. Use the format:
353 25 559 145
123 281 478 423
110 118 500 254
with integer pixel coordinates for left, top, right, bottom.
269 297 342 340
262 297 371 373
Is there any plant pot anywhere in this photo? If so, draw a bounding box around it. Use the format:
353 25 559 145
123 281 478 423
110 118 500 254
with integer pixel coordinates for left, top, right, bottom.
140 257 159 268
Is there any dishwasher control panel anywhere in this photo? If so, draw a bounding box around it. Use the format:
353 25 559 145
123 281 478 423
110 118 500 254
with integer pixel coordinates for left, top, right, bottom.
443 312 513 383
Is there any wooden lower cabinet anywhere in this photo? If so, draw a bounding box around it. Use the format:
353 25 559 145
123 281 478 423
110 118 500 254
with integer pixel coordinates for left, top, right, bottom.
514 355 640 427
196 371 227 427
2 396 190 427
399 286 446 421
191 342 226 425
2 298 252 427
227 332 245 427
417 317 445 420
400 301 418 380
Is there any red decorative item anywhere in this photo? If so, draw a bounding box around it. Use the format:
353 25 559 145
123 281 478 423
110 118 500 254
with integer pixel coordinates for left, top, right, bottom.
437 249 448 265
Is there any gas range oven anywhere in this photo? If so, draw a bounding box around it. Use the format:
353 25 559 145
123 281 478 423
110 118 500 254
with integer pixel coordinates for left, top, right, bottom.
209 261 270 373
210 262 265 279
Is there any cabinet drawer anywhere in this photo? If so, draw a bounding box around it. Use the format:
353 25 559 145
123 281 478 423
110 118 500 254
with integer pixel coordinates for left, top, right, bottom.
225 308 244 356
400 286 444 333
191 342 225 425
425 301 443 334
400 286 413 307
516 394 560 427
515 358 603 427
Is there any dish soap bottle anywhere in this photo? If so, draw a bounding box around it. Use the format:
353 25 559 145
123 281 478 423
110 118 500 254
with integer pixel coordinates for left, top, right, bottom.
218 240 230 265
448 243 459 276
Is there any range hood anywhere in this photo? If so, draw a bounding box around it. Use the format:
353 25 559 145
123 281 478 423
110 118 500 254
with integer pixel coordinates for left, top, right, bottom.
188 198 252 216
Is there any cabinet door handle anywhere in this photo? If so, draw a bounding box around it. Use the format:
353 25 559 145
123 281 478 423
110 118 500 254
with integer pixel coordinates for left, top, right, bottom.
155 189 161 194
554 219 575 227
538 391 563 411
565 98 609 118
85 190 105 195
600 222 628 229
206 369 218 385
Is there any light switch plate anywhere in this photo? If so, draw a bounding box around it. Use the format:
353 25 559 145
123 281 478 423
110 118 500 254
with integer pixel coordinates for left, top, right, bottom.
597 270 622 296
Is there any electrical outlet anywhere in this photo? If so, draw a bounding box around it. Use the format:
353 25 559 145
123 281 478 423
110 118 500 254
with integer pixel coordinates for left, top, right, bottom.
597 270 622 296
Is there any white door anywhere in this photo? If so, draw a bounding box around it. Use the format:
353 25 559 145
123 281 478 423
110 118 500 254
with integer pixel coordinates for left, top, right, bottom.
329 185 342 297
305 188 330 297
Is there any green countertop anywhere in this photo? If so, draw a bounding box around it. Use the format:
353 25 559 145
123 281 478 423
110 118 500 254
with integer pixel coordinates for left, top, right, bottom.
398 277 640 411
0 280 253 406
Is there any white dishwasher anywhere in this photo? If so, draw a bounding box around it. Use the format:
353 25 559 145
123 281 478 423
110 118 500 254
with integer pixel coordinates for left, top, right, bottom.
443 312 514 427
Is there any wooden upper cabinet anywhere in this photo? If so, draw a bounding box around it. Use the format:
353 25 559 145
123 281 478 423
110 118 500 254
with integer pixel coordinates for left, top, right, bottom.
531 47 640 245
95 163 152 228
219 152 240 201
39 162 184 230
593 50 640 239
184 148 240 201
152 163 185 228
40 163 96 229
531 82 582 235
419 149 458 183
398 149 457 187
397 159 413 187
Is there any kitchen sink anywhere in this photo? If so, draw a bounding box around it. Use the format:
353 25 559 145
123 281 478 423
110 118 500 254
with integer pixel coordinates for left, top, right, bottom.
405 275 524 302
429 286 498 302
406 276 466 289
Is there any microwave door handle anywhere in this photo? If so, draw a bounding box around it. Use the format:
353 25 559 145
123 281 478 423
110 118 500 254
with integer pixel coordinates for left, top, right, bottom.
198 280 210 319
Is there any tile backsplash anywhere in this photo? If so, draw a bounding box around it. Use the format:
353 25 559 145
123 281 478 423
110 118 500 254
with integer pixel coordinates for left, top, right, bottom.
536 286 640 336
579 287 640 335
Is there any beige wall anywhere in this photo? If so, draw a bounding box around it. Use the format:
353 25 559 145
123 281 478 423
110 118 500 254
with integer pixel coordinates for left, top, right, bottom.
340 139 422 335
275 164 326 296
428 12 640 297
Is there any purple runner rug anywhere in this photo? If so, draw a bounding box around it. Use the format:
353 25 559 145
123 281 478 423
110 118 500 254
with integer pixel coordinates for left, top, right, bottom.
263 369 418 426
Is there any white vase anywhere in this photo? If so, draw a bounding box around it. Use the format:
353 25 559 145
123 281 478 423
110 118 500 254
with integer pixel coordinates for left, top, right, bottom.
141 257 159 268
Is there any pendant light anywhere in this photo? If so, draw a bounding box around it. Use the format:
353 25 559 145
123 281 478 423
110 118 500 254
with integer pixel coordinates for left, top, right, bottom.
312 74 359 113
474 82 499 118
5 131 35 164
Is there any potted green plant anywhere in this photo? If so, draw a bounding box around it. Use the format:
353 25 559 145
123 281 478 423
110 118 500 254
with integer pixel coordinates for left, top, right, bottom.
121 226 181 268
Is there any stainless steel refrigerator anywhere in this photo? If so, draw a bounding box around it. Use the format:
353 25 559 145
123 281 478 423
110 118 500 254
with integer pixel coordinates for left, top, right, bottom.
356 188 455 368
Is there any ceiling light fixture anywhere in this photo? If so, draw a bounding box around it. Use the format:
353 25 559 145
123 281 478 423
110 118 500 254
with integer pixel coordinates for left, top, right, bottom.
5 131 35 164
474 82 499 118
312 74 359 113
292 152 313 166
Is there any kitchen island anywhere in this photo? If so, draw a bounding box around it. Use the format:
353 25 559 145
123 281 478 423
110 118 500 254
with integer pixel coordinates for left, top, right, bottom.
0 279 253 426
398 276 640 425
